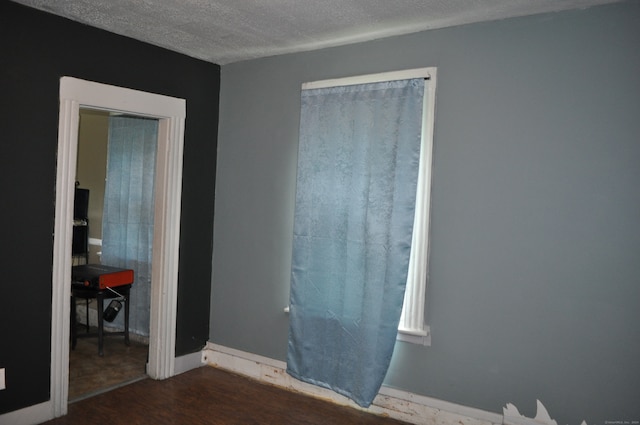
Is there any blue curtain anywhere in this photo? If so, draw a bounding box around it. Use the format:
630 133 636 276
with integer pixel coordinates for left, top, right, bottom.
287 79 424 407
102 116 158 337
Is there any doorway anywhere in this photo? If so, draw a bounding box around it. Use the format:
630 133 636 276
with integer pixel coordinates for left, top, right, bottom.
68 109 155 401
51 77 186 417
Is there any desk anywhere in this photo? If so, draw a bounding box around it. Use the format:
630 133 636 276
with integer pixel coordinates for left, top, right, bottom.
71 264 134 356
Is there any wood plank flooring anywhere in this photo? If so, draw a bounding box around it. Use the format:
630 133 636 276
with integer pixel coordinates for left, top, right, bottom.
43 365 410 425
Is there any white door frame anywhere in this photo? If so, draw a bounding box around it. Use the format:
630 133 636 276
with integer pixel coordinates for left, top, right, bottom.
51 77 186 417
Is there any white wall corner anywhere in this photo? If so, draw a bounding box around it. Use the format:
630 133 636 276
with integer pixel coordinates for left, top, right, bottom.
202 342 503 425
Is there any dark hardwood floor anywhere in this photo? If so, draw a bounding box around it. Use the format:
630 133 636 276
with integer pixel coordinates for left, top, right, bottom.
44 365 410 425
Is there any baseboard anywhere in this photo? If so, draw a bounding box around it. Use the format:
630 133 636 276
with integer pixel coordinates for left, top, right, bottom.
0 400 53 425
201 342 503 425
201 344 587 425
174 350 205 376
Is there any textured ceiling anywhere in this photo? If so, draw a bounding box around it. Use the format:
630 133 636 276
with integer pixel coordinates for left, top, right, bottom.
12 0 620 64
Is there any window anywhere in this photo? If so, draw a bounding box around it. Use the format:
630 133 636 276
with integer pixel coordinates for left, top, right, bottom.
299 68 437 346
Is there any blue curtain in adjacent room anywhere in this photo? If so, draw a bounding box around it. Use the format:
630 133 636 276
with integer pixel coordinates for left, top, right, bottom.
287 78 424 407
102 116 158 337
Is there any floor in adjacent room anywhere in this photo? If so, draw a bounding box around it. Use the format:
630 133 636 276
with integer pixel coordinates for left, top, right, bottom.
68 327 148 402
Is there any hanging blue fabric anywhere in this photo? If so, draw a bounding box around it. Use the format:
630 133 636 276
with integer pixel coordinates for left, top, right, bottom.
102 115 158 337
287 78 424 407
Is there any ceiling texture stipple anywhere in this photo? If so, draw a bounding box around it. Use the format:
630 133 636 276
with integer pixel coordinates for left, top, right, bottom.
12 0 621 64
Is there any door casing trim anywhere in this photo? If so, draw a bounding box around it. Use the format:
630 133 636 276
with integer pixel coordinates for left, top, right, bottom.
51 77 186 417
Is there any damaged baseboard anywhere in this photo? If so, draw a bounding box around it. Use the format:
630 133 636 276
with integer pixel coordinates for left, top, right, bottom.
201 342 502 425
201 343 587 425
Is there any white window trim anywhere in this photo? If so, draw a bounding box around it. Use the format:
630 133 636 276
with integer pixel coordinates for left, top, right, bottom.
301 68 437 346
398 68 436 346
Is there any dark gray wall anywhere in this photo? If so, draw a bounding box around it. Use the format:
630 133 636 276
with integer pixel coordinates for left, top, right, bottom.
0 1 218 414
211 2 640 424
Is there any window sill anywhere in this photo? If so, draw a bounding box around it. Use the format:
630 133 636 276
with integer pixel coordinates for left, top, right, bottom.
397 326 431 346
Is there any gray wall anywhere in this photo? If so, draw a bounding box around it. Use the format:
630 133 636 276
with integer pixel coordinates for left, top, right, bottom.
211 2 640 424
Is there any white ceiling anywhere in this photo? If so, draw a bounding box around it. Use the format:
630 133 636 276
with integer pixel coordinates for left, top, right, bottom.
13 0 620 65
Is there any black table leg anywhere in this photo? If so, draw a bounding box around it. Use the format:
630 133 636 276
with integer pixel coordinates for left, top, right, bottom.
97 291 104 357
124 287 130 346
71 295 77 349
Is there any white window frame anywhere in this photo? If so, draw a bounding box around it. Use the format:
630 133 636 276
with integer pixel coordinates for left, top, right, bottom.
302 68 437 346
398 68 436 346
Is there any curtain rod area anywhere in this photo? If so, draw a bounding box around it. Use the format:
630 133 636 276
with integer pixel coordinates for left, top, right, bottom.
302 67 435 90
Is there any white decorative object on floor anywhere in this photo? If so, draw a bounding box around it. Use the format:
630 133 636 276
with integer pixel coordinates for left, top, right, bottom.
504 400 587 425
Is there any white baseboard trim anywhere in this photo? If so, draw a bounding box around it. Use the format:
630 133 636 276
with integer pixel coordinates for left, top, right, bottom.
0 400 53 425
174 350 206 376
202 342 503 425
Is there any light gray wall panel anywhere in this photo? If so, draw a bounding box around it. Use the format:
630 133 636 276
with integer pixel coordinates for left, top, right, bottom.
212 3 640 423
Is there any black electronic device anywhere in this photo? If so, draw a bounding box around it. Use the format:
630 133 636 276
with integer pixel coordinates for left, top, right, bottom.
74 187 89 220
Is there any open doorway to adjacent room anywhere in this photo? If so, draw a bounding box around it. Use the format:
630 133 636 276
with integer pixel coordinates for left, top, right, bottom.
52 77 186 417
68 109 155 401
